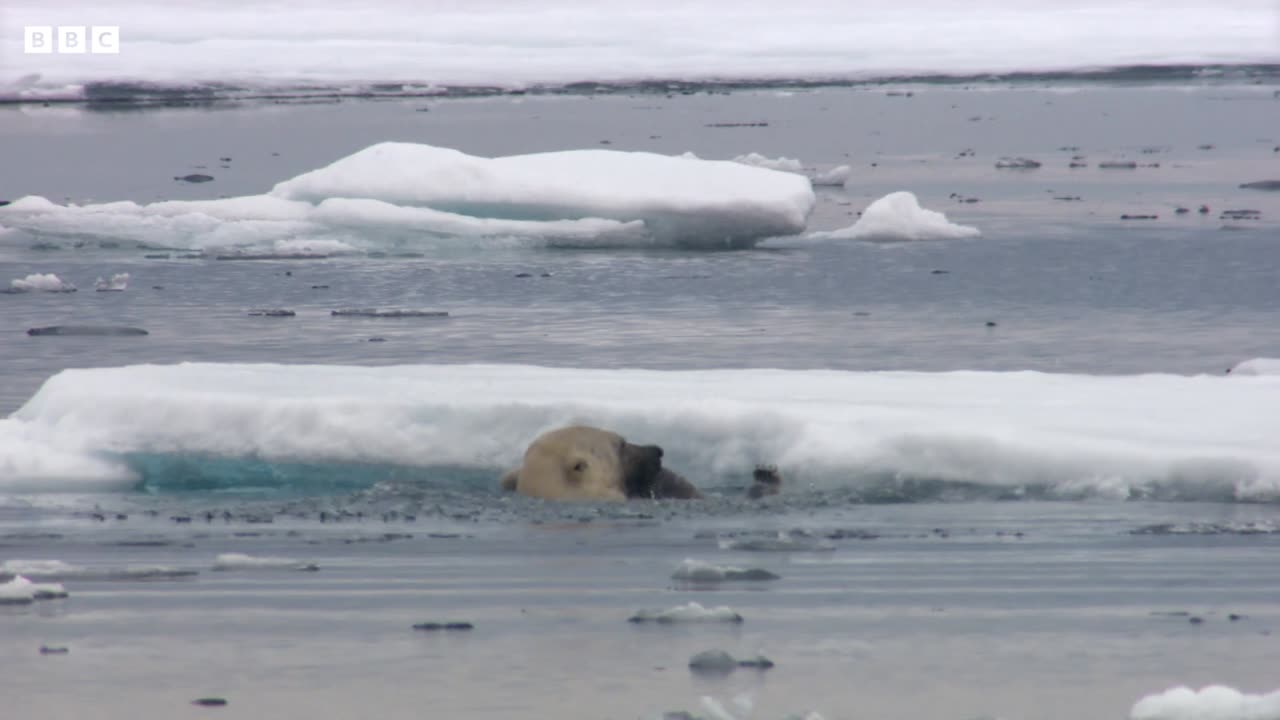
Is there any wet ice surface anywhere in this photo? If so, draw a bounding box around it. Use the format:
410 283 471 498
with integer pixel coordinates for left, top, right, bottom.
4 496 1280 720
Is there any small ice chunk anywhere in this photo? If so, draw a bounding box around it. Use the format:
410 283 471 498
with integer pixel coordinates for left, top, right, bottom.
732 153 804 173
629 601 744 624
1130 685 1280 720
995 157 1041 169
0 575 36 604
212 553 319 572
7 273 76 293
810 191 980 242
718 531 835 552
810 165 851 187
672 558 780 582
688 650 775 674
27 325 149 336
94 273 129 292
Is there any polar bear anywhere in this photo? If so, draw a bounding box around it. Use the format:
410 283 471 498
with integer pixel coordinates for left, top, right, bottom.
499 425 702 501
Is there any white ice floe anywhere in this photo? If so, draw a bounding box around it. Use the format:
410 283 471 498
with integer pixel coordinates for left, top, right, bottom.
672 558 780 582
212 553 319 572
3 362 1280 500
628 602 743 624
1130 685 1280 720
1228 359 1280 377
94 273 129 292
0 143 815 250
1 1 1274 101
809 191 980 242
731 153 804 173
0 575 66 604
7 273 76 293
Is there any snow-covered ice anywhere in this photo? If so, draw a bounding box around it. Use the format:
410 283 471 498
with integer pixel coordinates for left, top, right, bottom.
1 0 1274 101
1130 685 1280 720
3 362 1279 500
809 191 980 242
0 143 815 250
6 273 76 293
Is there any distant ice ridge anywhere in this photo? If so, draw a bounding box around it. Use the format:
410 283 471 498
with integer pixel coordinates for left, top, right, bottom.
1130 685 1280 720
3 362 1280 500
1 0 1277 101
7 273 75 293
0 142 814 250
810 191 980 242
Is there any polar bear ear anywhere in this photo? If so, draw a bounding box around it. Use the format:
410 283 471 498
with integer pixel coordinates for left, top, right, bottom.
572 460 587 473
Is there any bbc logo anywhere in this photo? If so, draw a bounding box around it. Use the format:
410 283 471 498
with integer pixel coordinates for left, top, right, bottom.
25 26 120 54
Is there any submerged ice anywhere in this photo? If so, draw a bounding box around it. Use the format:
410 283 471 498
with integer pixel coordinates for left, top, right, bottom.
3 362 1280 501
0 142 815 251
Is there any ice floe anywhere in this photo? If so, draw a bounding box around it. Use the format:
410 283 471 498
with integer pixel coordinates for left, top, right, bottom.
0 143 815 250
1130 685 1280 720
809 191 980 242
94 273 130 292
1227 358 1280 376
5 273 76 293
628 601 744 624
671 558 780 582
0 575 68 604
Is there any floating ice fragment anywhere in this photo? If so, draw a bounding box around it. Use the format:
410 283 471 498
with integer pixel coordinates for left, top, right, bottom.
211 553 319 572
94 273 129 292
629 601 744 624
6 273 76 293
808 191 980 242
995 157 1041 169
718 531 835 552
1130 685 1280 720
27 325 148 336
672 558 780 582
810 165 851 187
731 153 804 173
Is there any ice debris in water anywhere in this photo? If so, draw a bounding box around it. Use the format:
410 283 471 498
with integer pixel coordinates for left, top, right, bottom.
94 273 129 291
330 308 449 318
6 273 76 293
995 156 1042 169
688 649 775 674
211 553 319 572
732 153 804 173
629 602 744 624
810 165 851 187
809 191 980 242
1130 685 1280 720
0 575 68 604
718 531 835 552
672 558 780 582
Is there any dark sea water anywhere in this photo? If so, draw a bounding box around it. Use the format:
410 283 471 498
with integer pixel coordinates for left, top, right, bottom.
3 83 1280 720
